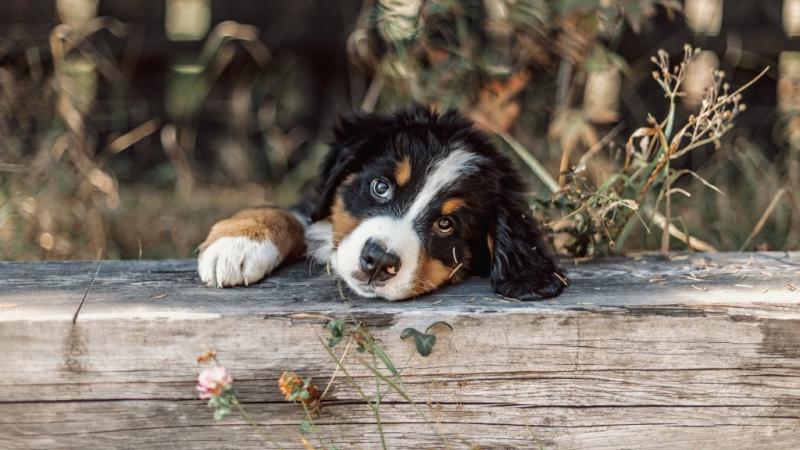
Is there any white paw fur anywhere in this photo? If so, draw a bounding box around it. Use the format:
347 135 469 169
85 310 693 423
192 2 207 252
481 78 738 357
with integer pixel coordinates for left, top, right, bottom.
304 220 333 264
198 236 282 288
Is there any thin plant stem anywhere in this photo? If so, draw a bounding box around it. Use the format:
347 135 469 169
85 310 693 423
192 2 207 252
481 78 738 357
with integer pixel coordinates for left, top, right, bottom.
660 88 679 253
300 400 326 450
320 338 353 401
739 187 788 251
372 352 388 450
495 130 560 193
354 355 451 449
661 158 672 253
664 92 676 139
232 398 285 450
318 336 379 413
318 336 389 448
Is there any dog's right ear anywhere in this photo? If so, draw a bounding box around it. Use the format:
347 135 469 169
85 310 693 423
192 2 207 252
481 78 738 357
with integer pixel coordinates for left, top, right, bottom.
309 112 393 222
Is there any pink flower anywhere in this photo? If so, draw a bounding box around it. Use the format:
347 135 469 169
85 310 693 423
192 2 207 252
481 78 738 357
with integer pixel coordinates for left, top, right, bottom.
196 367 233 399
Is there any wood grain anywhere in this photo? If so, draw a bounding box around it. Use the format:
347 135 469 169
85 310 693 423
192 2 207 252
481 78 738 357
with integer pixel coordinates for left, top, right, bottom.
1 252 799 449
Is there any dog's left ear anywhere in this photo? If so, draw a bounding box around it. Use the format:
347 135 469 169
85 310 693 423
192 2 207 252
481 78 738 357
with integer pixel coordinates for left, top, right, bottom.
488 190 567 300
309 112 392 222
309 137 363 222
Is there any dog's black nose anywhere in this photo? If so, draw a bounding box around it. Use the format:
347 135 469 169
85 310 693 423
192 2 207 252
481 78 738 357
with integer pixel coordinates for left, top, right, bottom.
359 239 401 282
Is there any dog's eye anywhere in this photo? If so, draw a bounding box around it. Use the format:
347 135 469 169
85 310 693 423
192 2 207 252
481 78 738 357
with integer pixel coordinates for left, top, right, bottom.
370 178 393 201
434 216 455 236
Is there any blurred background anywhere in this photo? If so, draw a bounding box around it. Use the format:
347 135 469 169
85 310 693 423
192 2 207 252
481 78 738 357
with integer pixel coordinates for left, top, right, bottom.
0 0 797 261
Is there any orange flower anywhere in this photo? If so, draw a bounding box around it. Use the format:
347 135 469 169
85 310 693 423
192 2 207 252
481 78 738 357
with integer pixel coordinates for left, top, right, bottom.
279 371 303 401
279 371 320 410
196 349 217 364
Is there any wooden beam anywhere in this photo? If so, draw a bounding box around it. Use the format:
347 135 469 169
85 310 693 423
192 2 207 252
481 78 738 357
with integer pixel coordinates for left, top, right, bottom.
1 253 799 449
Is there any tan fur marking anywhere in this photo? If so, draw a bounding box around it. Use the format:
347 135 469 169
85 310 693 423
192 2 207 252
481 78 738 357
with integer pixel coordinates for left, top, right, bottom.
331 194 360 247
487 234 495 258
411 251 469 296
342 173 359 186
200 208 305 259
394 157 412 187
441 198 466 215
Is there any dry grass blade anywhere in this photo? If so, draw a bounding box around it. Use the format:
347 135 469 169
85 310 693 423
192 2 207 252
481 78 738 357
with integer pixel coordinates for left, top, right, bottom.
649 208 717 253
496 130 559 193
576 122 624 172
739 187 788 251
106 119 162 155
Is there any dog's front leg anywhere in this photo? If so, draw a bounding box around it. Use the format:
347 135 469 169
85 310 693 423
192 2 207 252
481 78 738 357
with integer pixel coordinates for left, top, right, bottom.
197 207 306 287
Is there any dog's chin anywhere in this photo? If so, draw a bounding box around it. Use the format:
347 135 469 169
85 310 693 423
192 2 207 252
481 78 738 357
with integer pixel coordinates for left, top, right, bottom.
329 254 409 301
342 277 378 298
338 271 416 301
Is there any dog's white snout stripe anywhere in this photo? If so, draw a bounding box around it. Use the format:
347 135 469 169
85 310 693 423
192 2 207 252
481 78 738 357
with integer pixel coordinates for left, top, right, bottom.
405 148 483 223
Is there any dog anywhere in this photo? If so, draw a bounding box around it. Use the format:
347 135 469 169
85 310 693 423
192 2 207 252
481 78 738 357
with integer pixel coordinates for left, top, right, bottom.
198 106 567 301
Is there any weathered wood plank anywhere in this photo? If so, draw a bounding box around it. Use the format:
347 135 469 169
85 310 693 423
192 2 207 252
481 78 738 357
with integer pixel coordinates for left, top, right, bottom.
5 402 799 450
1 252 799 449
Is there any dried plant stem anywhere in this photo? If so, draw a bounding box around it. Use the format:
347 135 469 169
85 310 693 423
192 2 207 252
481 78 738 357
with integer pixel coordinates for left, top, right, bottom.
660 95 677 262
105 119 161 156
650 208 716 252
496 130 560 192
372 352 388 450
661 157 672 254
558 144 572 188
318 336 388 450
637 120 672 201
354 354 451 449
361 74 385 113
499 127 715 252
320 338 353 400
739 188 788 251
576 122 624 171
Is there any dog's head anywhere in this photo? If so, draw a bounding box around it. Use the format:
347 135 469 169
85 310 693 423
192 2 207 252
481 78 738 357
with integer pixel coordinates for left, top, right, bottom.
309 107 566 301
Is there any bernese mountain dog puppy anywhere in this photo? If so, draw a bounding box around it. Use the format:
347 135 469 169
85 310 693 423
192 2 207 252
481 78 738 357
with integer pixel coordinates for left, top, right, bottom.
198 106 567 301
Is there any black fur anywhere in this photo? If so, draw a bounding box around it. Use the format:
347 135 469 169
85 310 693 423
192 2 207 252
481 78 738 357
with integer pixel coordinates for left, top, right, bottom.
488 171 567 299
311 106 566 300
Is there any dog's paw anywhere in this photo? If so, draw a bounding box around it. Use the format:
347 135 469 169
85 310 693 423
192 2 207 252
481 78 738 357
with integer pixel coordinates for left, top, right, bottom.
494 269 568 301
198 237 282 288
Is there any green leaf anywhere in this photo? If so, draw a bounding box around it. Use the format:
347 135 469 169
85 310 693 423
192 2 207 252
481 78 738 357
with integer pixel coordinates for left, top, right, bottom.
299 420 313 433
400 328 437 357
415 334 437 357
213 406 230 421
402 321 452 357
326 319 345 348
399 328 418 341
